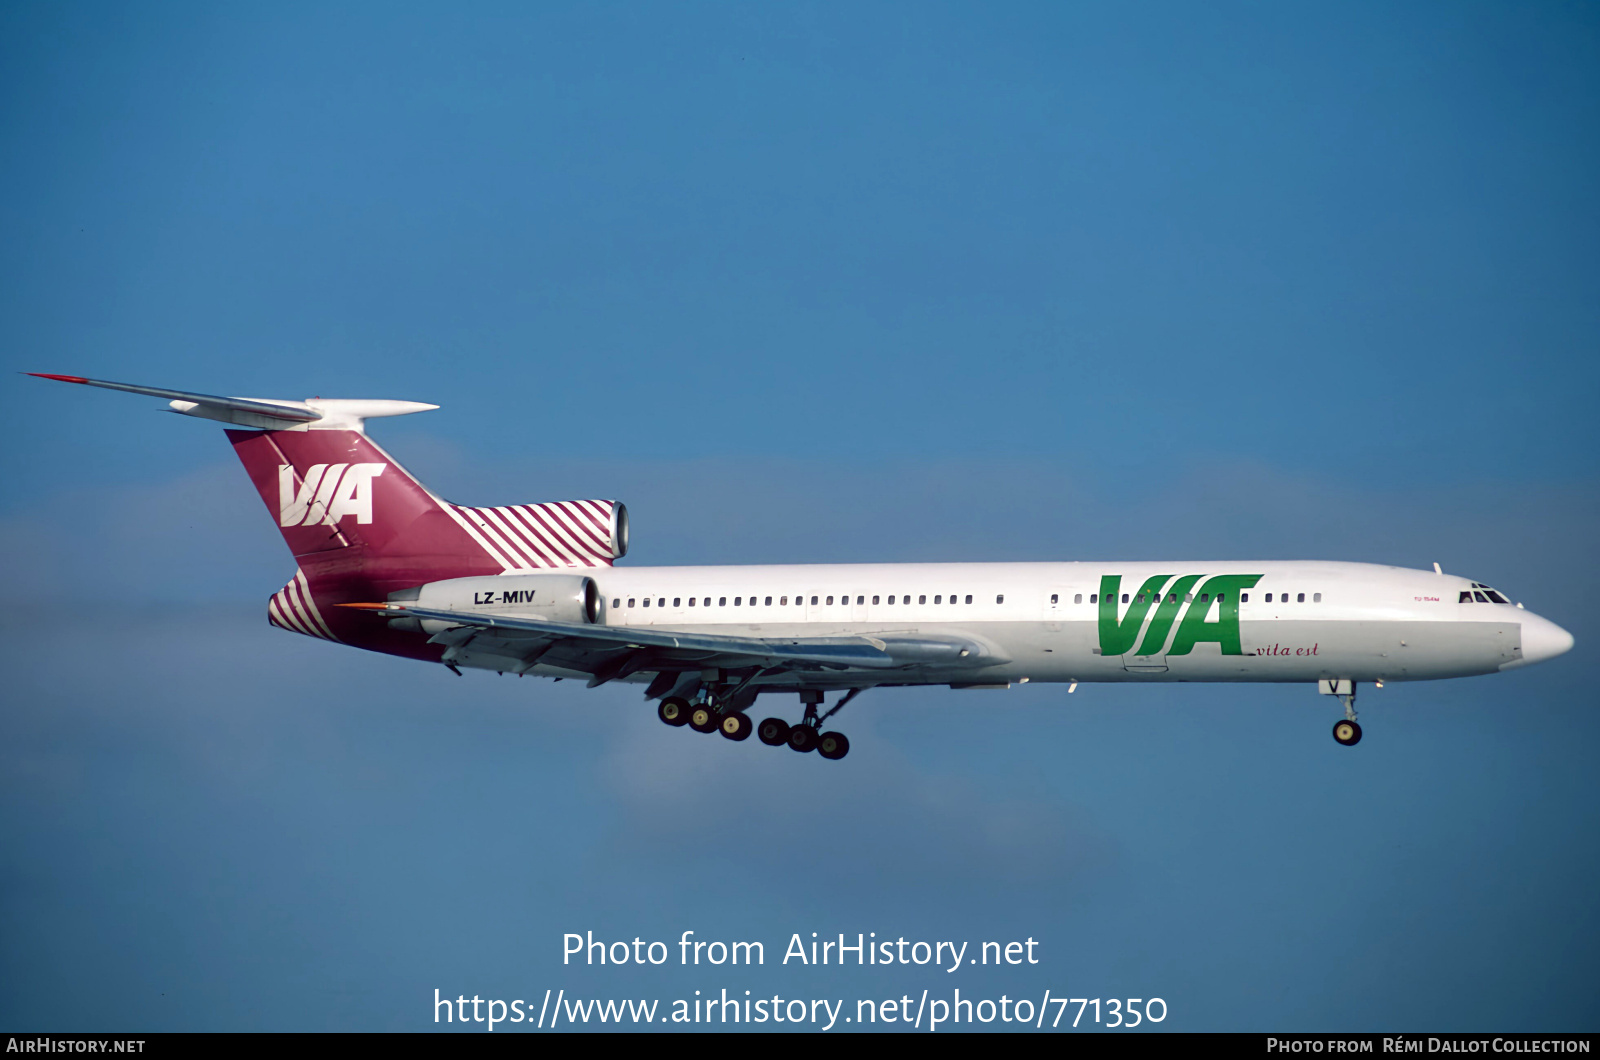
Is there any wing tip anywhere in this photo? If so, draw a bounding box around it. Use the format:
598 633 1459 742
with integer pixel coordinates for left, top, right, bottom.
27 373 89 383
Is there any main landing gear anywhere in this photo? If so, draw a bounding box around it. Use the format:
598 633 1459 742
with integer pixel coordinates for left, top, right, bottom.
657 694 761 743
656 688 857 761
1320 679 1362 746
759 689 856 760
658 698 690 726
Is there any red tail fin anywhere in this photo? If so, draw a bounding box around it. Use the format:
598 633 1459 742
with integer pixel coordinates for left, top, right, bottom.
228 428 626 618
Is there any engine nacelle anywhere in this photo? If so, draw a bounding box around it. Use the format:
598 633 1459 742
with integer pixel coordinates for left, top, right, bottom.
386 573 599 632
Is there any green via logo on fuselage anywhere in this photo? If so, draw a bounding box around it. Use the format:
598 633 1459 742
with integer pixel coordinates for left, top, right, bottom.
1098 574 1262 657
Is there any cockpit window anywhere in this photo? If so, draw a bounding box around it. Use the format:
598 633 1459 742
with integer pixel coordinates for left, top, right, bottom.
1462 585 1511 604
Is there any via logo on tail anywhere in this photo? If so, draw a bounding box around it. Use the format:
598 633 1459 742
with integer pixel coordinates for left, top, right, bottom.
278 463 386 527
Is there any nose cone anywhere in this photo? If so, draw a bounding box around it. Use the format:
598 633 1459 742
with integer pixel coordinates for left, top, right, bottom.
1508 613 1575 669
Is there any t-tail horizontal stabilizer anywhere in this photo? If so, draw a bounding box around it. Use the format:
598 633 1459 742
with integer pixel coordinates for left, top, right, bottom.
26 373 437 433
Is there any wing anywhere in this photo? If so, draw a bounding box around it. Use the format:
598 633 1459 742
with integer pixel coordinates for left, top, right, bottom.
341 603 1005 687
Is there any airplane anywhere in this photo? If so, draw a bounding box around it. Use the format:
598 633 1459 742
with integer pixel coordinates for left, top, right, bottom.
29 373 1574 758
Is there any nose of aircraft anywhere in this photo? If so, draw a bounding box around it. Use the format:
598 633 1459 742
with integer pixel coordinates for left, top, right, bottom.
1513 612 1575 668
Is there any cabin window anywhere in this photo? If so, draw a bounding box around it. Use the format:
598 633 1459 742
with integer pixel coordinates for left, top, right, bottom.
935 595 943 604
1074 593 1083 604
996 594 1005 604
1313 593 1321 602
643 598 650 607
1200 594 1210 603
658 599 665 608
857 596 864 605
1050 594 1058 604
1240 593 1249 603
612 598 620 608
688 597 696 606
965 595 973 604
1297 593 1305 603
765 596 772 605
1136 594 1146 604
919 595 927 604
871 595 879 605
1218 594 1226 603
1121 593 1129 603
732 597 740 606
673 598 680 607
628 598 635 608
1090 593 1098 604
718 597 726 606
810 596 818 605
1265 593 1273 603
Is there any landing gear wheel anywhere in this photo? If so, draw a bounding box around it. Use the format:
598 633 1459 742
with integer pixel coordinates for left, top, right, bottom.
1333 719 1363 746
817 731 850 760
689 704 719 733
788 725 818 753
757 718 791 746
719 712 753 741
658 697 691 727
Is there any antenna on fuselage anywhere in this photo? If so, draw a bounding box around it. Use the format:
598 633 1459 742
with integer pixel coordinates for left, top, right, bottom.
1433 562 1443 575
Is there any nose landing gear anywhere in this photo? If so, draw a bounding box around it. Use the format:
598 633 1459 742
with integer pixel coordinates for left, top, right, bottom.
1319 679 1362 746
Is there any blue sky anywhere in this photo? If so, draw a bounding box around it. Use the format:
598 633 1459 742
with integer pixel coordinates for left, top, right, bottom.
2 1 1596 1031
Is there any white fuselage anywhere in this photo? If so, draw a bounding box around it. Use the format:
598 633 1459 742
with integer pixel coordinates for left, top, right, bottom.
542 560 1572 690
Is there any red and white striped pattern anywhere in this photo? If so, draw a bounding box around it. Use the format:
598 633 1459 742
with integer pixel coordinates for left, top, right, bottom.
447 499 619 570
268 569 339 641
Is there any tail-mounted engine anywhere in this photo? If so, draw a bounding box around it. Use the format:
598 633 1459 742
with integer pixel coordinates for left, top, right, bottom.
384 573 599 632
